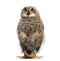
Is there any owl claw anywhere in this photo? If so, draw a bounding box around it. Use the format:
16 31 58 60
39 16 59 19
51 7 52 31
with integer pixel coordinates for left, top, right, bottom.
17 56 43 59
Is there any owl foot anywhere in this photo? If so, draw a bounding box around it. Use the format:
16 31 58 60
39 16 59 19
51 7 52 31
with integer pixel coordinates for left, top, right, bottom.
17 56 43 59
33 56 43 59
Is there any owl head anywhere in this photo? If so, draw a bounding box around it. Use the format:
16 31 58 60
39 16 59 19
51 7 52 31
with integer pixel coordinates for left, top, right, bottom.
21 6 40 19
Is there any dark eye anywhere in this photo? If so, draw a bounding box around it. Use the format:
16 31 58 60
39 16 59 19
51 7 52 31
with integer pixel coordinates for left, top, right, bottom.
31 8 34 11
24 8 27 11
31 8 34 10
31 8 35 13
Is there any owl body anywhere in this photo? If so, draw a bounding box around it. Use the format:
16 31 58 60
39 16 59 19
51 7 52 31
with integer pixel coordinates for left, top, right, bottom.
17 7 44 58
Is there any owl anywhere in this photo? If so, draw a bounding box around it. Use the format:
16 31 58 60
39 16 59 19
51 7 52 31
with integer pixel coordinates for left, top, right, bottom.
17 6 44 59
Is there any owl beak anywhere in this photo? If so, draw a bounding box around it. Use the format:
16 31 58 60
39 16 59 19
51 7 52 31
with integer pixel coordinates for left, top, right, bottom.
27 12 30 15
27 12 30 18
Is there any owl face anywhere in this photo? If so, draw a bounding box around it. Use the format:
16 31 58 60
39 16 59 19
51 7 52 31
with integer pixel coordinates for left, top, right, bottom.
21 6 39 18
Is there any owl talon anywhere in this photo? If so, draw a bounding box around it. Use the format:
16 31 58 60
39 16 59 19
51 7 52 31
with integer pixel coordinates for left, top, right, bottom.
17 56 43 59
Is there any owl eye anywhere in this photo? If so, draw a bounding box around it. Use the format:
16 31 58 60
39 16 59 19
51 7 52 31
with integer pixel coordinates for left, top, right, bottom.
24 8 27 11
31 8 34 11
31 8 35 12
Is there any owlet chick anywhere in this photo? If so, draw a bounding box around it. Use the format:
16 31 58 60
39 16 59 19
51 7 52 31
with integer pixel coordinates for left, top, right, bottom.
17 6 44 59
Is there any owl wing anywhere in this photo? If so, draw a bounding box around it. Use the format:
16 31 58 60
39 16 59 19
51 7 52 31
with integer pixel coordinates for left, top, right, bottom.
17 20 28 43
30 20 44 51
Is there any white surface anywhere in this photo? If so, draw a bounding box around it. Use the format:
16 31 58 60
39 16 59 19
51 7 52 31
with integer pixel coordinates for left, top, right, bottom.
0 0 60 61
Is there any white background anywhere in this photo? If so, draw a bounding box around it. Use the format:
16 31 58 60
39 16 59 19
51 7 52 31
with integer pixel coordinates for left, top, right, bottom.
0 0 60 61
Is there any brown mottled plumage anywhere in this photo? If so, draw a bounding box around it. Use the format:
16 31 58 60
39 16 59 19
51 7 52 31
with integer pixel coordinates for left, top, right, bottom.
17 6 44 59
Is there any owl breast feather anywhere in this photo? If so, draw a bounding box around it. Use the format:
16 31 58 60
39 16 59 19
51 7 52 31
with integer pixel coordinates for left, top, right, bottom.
20 22 40 37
